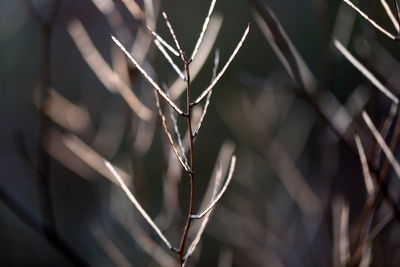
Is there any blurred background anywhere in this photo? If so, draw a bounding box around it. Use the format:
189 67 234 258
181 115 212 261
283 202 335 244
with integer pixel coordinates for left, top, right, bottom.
1 0 400 266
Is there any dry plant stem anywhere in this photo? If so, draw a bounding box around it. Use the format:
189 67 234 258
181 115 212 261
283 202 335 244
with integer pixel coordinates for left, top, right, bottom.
371 103 398 168
342 0 400 40
23 0 61 230
178 58 196 266
0 184 89 267
334 40 399 105
111 35 185 116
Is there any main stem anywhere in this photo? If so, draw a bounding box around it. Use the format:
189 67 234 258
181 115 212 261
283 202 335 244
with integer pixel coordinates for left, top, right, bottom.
178 58 196 266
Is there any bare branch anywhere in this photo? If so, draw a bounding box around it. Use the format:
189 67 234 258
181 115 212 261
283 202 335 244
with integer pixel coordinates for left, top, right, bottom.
190 155 236 219
342 0 398 40
190 0 217 61
154 39 186 80
147 26 180 57
380 0 400 33
111 35 185 115
354 134 375 196
183 142 234 264
193 49 220 137
154 91 192 173
334 39 399 105
192 24 250 106
162 11 184 59
362 111 400 179
168 105 188 164
170 14 223 100
104 160 173 250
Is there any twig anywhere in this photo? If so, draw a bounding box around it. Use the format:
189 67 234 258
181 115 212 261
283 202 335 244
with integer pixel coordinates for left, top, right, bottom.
193 49 220 138
147 26 180 57
162 11 184 60
104 160 173 250
354 134 376 196
183 142 234 264
170 14 223 100
154 91 192 173
362 111 400 179
334 39 399 105
380 0 400 33
190 155 236 219
190 0 217 61
191 24 250 106
154 39 186 80
168 105 188 164
111 35 185 115
342 0 399 40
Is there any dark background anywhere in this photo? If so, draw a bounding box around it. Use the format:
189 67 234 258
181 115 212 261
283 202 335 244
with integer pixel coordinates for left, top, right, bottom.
1 0 400 266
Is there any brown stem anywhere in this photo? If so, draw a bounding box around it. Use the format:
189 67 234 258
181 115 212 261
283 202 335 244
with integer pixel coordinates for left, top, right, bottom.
178 57 196 266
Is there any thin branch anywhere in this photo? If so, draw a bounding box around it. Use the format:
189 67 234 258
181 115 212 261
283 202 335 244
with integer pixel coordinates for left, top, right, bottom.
371 103 398 168
168 105 188 164
147 26 180 57
154 39 186 80
170 14 223 100
342 0 399 40
191 24 250 106
183 144 230 264
190 0 217 61
334 39 399 105
380 0 400 33
190 155 236 219
362 111 400 179
193 49 220 137
162 11 184 60
104 160 173 250
154 91 192 173
111 35 185 115
354 134 375 196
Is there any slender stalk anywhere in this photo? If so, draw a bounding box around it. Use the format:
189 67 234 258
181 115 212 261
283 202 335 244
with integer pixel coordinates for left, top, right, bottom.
178 57 196 266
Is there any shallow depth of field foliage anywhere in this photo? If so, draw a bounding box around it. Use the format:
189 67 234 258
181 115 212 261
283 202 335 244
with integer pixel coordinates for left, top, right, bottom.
2 0 400 266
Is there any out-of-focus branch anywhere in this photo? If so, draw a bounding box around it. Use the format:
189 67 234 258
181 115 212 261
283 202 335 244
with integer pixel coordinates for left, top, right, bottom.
0 184 89 267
